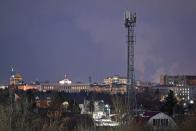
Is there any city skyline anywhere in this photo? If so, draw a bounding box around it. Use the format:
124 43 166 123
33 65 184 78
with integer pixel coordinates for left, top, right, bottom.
1 0 196 84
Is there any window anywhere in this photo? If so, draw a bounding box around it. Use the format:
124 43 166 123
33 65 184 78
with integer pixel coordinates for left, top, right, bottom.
153 119 160 126
153 119 168 126
153 119 156 126
161 119 168 126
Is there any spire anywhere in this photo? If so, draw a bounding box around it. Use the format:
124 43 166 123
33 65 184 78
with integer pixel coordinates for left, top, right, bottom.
11 66 15 78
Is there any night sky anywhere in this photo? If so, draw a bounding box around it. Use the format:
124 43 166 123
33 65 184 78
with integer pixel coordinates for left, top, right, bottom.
1 0 196 84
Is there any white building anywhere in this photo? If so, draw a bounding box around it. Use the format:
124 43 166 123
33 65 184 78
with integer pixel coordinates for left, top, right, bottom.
39 83 89 93
59 75 72 85
81 100 119 127
147 112 176 130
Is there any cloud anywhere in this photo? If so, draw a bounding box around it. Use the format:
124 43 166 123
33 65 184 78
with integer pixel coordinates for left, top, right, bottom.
1 0 196 83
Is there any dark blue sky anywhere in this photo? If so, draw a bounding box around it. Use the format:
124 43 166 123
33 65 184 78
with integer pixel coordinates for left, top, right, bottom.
1 0 196 84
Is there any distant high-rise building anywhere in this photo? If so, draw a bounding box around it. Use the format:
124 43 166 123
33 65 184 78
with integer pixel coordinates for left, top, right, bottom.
158 75 196 102
160 75 196 86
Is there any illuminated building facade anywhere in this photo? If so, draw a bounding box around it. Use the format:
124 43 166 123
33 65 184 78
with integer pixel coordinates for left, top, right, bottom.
160 75 196 86
58 75 72 85
10 73 23 85
9 67 24 85
104 75 127 85
39 83 90 93
152 85 196 102
158 75 196 102
17 83 126 94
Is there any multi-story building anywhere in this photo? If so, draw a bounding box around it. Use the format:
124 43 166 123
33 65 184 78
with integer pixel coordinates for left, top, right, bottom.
158 75 196 101
160 75 196 86
10 73 23 85
15 75 128 94
152 86 192 101
104 75 127 85
17 82 127 94
38 83 90 93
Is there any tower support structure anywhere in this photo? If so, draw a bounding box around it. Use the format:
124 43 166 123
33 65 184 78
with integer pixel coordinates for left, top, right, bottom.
124 11 137 113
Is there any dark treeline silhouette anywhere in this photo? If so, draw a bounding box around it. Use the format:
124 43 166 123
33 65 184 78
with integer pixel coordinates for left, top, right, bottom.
1 88 196 131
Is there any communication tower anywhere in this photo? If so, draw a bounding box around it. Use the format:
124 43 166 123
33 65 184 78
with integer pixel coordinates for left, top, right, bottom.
124 11 137 112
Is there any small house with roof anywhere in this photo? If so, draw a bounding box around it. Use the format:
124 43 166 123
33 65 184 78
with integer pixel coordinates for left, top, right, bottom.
136 111 176 130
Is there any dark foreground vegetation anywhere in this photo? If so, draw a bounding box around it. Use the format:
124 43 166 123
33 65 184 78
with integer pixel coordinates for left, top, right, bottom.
0 88 196 131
